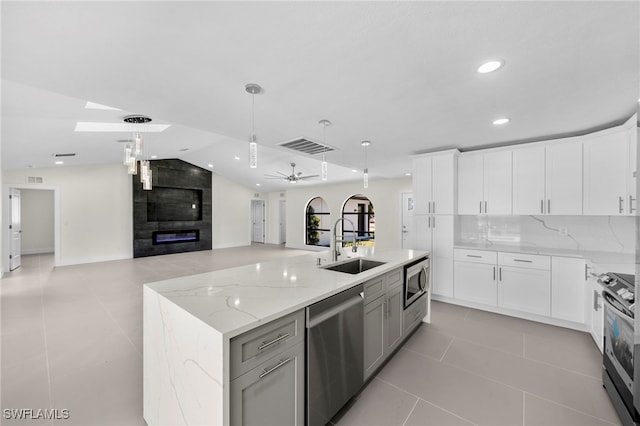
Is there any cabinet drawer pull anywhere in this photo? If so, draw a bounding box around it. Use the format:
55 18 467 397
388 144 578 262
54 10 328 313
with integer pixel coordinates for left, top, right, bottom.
630 196 636 213
258 333 290 351
540 200 544 214
466 254 482 258
259 357 292 379
513 259 533 263
547 199 550 214
619 196 624 214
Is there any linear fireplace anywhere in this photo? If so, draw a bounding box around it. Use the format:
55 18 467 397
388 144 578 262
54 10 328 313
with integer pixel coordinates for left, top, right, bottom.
152 230 200 245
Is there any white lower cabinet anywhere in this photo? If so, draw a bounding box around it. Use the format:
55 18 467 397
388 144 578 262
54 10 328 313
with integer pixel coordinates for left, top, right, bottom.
230 342 305 426
498 266 550 316
590 279 604 352
454 249 588 326
551 256 586 323
453 260 497 306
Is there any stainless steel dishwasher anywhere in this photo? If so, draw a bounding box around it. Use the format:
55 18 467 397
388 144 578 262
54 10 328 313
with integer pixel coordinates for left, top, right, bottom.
307 284 364 426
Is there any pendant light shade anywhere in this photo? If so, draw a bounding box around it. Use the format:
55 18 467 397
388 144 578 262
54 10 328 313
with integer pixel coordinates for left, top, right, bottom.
123 115 153 188
319 119 331 181
246 83 262 169
361 141 371 189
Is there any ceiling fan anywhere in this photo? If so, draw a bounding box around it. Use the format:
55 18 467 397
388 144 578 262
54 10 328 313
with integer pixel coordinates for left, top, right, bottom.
265 163 319 184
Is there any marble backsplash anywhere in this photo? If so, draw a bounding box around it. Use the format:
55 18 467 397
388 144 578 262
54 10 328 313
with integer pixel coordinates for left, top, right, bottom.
457 215 635 254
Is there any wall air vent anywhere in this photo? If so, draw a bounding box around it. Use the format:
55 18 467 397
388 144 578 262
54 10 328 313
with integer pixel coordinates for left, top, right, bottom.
26 176 44 184
277 137 335 155
53 153 76 157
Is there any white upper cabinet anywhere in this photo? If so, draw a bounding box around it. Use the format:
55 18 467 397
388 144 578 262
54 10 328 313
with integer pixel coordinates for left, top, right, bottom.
513 141 582 215
412 151 458 215
458 151 512 215
583 121 636 215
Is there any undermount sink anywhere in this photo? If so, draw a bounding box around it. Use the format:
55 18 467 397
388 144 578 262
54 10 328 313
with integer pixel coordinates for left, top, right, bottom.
323 258 386 274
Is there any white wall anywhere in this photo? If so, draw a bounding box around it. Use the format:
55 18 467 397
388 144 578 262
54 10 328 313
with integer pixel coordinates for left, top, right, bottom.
266 192 286 244
20 189 54 254
3 164 132 266
284 178 413 251
211 174 255 249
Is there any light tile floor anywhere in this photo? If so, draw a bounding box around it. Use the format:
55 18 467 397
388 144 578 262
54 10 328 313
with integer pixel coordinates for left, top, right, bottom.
1 247 621 426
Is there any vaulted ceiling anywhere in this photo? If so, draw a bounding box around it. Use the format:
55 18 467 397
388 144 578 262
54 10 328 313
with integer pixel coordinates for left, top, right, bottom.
2 1 638 191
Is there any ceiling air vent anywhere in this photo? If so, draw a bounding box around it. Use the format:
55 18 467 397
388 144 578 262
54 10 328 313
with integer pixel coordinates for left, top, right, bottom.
26 176 44 184
53 153 76 157
277 137 335 155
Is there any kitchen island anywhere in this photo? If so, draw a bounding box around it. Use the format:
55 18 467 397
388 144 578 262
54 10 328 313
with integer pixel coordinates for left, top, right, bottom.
143 247 428 426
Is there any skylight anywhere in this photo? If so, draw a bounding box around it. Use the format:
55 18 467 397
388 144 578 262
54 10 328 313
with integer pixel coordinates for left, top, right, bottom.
84 101 122 111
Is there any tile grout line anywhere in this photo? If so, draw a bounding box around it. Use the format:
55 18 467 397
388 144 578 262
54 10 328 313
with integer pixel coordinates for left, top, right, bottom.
400 397 419 426
38 254 55 426
522 391 620 426
522 390 525 426
96 298 143 359
374 376 478 426
439 337 455 362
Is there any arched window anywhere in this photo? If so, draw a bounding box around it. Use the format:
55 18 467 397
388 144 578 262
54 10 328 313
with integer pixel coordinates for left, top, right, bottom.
305 197 330 247
341 195 375 247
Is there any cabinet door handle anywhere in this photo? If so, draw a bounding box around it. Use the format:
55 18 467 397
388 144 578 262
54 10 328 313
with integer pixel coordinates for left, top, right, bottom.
479 201 483 214
258 333 290 351
513 259 533 263
630 195 636 213
540 200 544 214
466 254 482 258
484 201 487 214
428 201 431 214
493 266 496 280
619 196 624 214
499 267 502 281
547 199 551 214
433 201 436 214
259 357 292 379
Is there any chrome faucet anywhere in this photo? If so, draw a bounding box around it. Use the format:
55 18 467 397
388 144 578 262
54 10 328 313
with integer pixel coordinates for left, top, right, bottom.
332 218 358 261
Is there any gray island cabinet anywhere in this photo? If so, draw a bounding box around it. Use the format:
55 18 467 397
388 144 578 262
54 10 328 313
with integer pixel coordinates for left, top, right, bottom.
143 248 428 426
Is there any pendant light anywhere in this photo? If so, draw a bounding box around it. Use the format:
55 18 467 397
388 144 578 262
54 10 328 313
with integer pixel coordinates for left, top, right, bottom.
245 83 262 169
361 140 371 189
319 119 331 181
123 115 153 189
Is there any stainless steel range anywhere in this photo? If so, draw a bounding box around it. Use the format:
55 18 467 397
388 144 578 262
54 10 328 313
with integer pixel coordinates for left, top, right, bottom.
599 272 639 426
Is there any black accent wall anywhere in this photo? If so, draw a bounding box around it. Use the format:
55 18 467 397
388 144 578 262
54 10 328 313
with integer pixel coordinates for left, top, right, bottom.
133 159 212 258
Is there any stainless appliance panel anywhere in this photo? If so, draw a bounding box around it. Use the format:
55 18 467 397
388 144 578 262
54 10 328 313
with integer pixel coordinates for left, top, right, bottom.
306 284 364 426
404 257 429 308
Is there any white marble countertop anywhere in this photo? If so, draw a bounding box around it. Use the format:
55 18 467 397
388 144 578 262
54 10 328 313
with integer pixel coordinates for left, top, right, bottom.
144 247 428 339
454 241 634 265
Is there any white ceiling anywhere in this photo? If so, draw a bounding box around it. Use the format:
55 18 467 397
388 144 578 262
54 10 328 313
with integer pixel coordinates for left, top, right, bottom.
2 1 638 192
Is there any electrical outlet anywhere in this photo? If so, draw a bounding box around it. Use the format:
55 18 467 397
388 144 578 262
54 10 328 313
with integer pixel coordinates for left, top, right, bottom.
558 227 568 236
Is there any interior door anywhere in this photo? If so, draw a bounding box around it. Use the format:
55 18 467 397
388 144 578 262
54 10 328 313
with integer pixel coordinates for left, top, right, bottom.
9 188 22 271
401 192 414 249
279 200 286 244
251 200 265 243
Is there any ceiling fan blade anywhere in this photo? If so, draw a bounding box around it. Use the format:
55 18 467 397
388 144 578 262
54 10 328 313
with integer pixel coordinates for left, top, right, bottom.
297 175 320 180
277 172 289 177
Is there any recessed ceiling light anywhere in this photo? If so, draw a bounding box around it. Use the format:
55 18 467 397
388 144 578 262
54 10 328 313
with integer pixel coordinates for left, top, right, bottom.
234 156 240 160
256 183 261 186
207 164 214 168
405 172 412 176
351 169 358 173
477 60 504 74
55 161 64 165
74 122 171 132
84 101 121 111
151 155 158 159
492 117 510 125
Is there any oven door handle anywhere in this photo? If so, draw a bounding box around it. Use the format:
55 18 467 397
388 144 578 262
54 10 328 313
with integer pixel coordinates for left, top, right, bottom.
419 266 429 292
603 291 634 322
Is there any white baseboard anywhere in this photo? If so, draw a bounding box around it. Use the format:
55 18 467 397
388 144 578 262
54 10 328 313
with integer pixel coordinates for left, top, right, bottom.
55 253 132 267
21 248 54 255
211 241 251 250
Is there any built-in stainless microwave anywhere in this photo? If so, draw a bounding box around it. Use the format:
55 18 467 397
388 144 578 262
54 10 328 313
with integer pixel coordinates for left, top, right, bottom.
404 257 429 309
